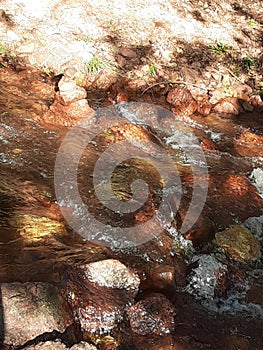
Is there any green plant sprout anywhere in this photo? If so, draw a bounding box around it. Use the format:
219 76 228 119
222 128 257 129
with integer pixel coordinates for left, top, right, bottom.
247 20 258 27
242 56 257 70
85 57 106 74
209 42 231 54
85 57 116 75
148 63 158 77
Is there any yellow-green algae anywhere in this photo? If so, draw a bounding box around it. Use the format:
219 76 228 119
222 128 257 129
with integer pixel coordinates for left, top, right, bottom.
214 225 261 262
9 214 66 242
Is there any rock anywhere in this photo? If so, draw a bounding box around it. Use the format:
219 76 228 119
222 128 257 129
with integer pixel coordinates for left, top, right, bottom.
195 94 212 116
141 263 176 291
250 168 263 197
245 283 263 307
0 283 73 347
117 54 127 68
208 174 263 229
83 259 140 291
44 98 95 126
24 340 67 350
58 77 87 105
118 47 137 59
115 92 129 103
70 342 98 350
214 225 261 262
209 89 228 104
181 211 216 244
241 100 254 112
60 260 140 335
200 138 216 150
249 95 263 111
234 131 263 157
129 293 176 336
180 67 199 84
231 83 252 101
92 69 117 90
186 254 228 299
0 66 54 123
211 70 223 82
212 97 241 115
167 87 197 117
244 215 263 242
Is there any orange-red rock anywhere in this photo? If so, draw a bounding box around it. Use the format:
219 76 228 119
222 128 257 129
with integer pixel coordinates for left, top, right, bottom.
201 138 216 150
212 97 241 116
167 87 197 117
195 94 212 116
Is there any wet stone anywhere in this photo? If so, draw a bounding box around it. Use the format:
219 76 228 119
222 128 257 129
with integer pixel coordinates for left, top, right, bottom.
200 138 216 150
245 284 263 307
60 259 140 336
128 293 176 336
244 215 263 242
185 254 228 300
0 283 73 347
234 131 263 157
214 225 262 262
207 174 263 229
223 335 250 350
25 342 97 350
82 259 140 292
167 87 197 117
141 263 176 291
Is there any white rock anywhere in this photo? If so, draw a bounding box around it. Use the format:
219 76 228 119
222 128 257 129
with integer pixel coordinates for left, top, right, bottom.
58 77 87 105
84 259 140 292
250 168 263 197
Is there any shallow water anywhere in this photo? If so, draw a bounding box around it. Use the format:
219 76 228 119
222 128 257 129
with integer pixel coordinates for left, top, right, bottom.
0 65 263 348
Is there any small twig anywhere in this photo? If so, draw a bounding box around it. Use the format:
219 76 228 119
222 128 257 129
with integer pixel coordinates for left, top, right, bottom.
140 80 207 96
226 68 245 84
140 81 170 95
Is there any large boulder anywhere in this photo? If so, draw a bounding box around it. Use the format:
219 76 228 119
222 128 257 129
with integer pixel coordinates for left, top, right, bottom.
0 283 74 347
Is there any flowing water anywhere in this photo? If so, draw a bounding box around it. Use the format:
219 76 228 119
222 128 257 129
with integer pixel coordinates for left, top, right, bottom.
0 65 263 348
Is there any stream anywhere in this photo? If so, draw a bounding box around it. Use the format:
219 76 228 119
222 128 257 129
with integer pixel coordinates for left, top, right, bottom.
0 65 263 349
